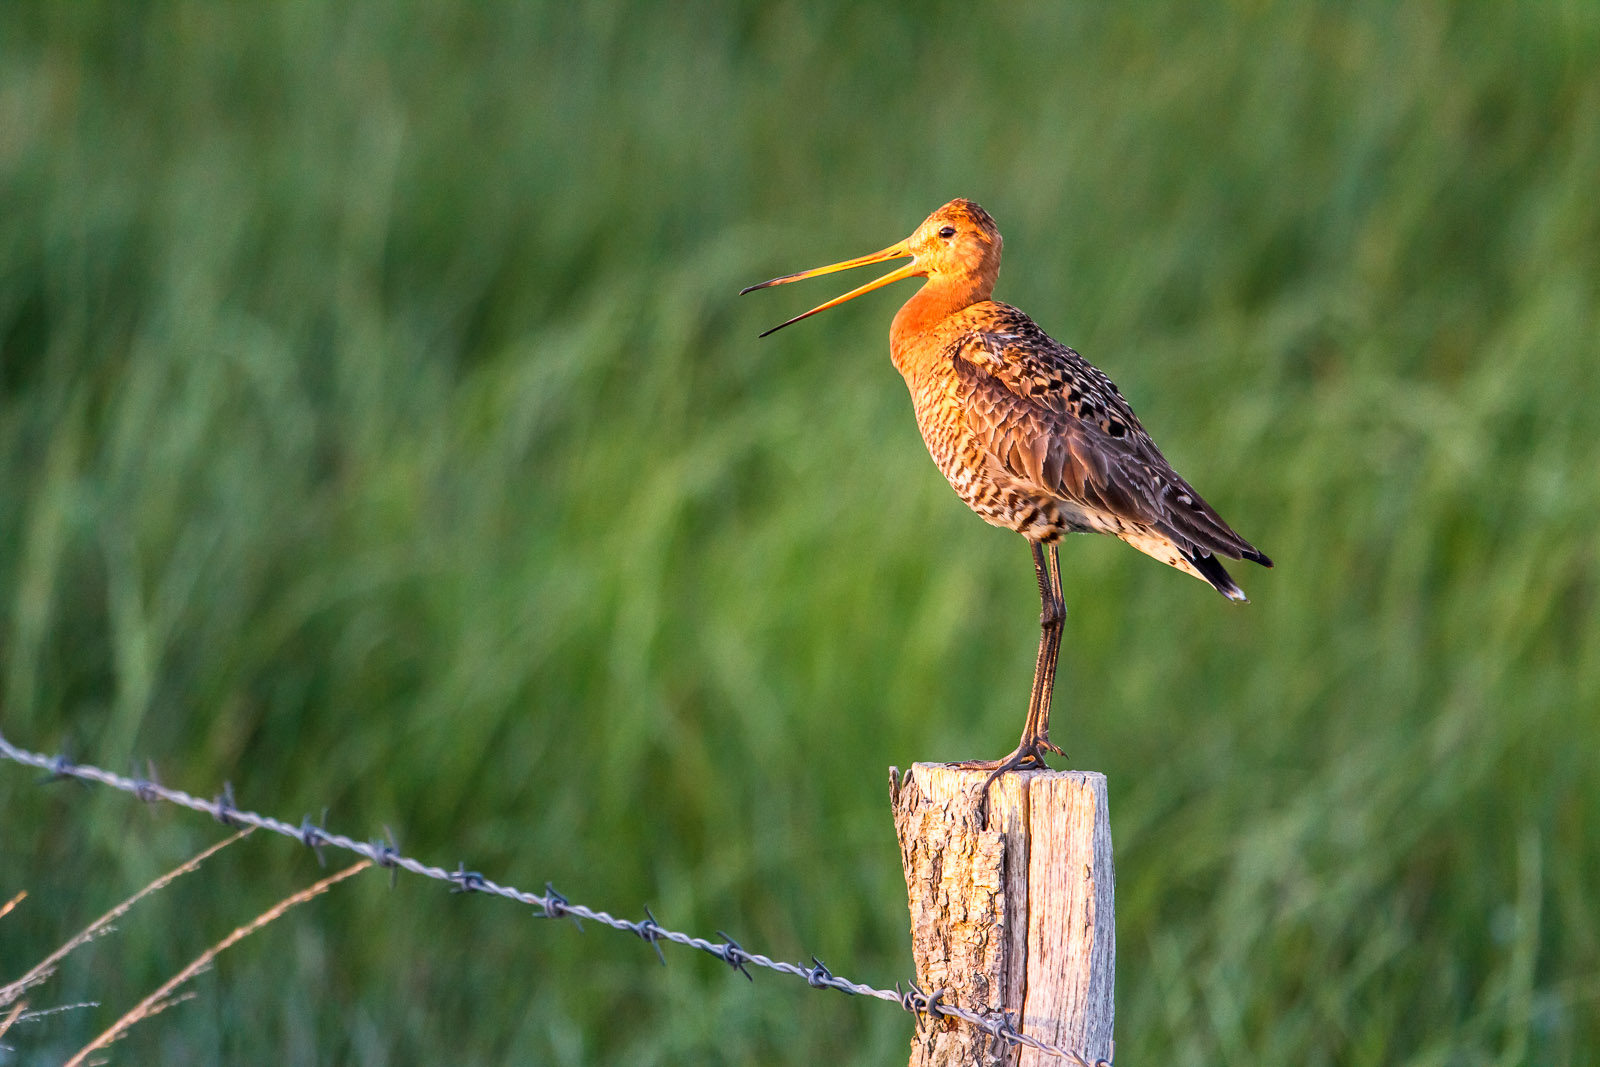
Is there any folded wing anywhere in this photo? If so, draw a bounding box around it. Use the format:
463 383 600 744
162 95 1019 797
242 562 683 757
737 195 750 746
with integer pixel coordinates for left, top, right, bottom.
950 314 1271 595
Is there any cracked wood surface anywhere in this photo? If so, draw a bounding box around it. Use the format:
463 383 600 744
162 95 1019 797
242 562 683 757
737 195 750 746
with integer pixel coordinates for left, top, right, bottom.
891 764 1114 1067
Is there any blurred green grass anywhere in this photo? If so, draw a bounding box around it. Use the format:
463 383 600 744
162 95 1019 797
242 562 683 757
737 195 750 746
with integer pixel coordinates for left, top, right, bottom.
2 1 1598 1063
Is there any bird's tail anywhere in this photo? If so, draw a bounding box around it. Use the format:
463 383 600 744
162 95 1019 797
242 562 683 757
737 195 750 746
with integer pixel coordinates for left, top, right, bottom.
1118 528 1265 601
1184 547 1249 602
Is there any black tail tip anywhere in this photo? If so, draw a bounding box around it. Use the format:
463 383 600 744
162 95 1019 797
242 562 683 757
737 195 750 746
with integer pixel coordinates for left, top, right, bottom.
1188 548 1249 602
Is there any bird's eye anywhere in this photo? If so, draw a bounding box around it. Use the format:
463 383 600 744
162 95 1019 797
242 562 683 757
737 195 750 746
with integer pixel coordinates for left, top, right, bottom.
938 226 957 239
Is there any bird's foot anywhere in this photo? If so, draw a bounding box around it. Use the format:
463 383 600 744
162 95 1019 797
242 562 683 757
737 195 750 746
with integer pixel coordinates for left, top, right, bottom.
952 737 1064 827
951 736 1063 771
950 751 1044 773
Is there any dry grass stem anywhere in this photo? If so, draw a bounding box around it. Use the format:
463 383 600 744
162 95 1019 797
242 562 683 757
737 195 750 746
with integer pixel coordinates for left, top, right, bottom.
120 989 195 1025
0 829 251 1010
18 1001 100 1019
0 999 26 1041
62 859 370 1067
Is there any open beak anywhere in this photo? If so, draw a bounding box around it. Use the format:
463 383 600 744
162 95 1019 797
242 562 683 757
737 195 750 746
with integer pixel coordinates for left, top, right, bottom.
740 241 919 337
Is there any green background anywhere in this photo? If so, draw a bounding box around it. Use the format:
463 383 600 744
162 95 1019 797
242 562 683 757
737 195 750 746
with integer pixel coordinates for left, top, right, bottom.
3 2 1597 1063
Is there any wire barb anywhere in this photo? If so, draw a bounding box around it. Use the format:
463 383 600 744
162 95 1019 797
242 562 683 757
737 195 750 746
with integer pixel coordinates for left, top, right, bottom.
213 782 240 828
299 811 329 866
132 760 161 805
369 826 401 888
633 907 667 965
0 731 1109 1064
714 931 754 981
450 862 486 895
39 752 76 786
806 957 837 990
537 883 583 931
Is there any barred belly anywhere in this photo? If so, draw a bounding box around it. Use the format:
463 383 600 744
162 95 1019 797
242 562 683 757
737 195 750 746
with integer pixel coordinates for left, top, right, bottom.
906 368 1089 544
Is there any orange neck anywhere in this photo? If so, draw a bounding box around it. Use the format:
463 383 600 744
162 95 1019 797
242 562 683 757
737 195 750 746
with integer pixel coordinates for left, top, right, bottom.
890 274 995 366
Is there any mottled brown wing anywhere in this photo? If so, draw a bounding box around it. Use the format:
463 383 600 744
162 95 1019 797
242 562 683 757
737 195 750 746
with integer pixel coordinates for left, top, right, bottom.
950 321 1265 562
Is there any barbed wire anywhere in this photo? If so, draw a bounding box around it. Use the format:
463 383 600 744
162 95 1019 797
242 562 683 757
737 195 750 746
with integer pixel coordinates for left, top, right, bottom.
0 730 1109 1065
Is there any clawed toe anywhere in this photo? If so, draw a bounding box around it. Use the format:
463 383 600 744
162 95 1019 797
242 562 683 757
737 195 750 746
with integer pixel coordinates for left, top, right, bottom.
952 739 1059 775
981 742 1054 789
950 753 1045 772
956 740 1063 828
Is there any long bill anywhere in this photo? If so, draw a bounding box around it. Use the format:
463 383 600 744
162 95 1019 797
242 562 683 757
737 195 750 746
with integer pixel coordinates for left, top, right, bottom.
740 243 919 337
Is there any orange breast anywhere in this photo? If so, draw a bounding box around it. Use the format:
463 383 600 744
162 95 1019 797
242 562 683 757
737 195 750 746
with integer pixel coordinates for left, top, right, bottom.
890 318 1069 542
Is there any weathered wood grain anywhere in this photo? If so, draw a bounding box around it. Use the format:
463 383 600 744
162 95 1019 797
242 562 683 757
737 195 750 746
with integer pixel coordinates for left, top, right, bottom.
891 764 1114 1066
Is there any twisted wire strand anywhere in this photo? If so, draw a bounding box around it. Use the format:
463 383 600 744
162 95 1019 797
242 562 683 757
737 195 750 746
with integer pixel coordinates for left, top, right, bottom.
0 731 1108 1065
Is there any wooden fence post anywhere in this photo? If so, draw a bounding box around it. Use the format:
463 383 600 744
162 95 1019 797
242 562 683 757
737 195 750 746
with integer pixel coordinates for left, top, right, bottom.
891 764 1114 1066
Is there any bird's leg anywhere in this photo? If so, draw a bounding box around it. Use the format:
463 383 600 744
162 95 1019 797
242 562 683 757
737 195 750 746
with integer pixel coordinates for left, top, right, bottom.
957 543 1069 827
954 541 1067 781
1020 541 1066 757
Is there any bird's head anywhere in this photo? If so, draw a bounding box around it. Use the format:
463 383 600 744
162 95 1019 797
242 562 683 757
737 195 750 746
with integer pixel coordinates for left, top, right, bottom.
905 199 1003 285
741 199 1003 337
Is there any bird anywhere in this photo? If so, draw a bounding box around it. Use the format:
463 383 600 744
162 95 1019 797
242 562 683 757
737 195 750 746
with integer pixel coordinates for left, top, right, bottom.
740 199 1270 778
